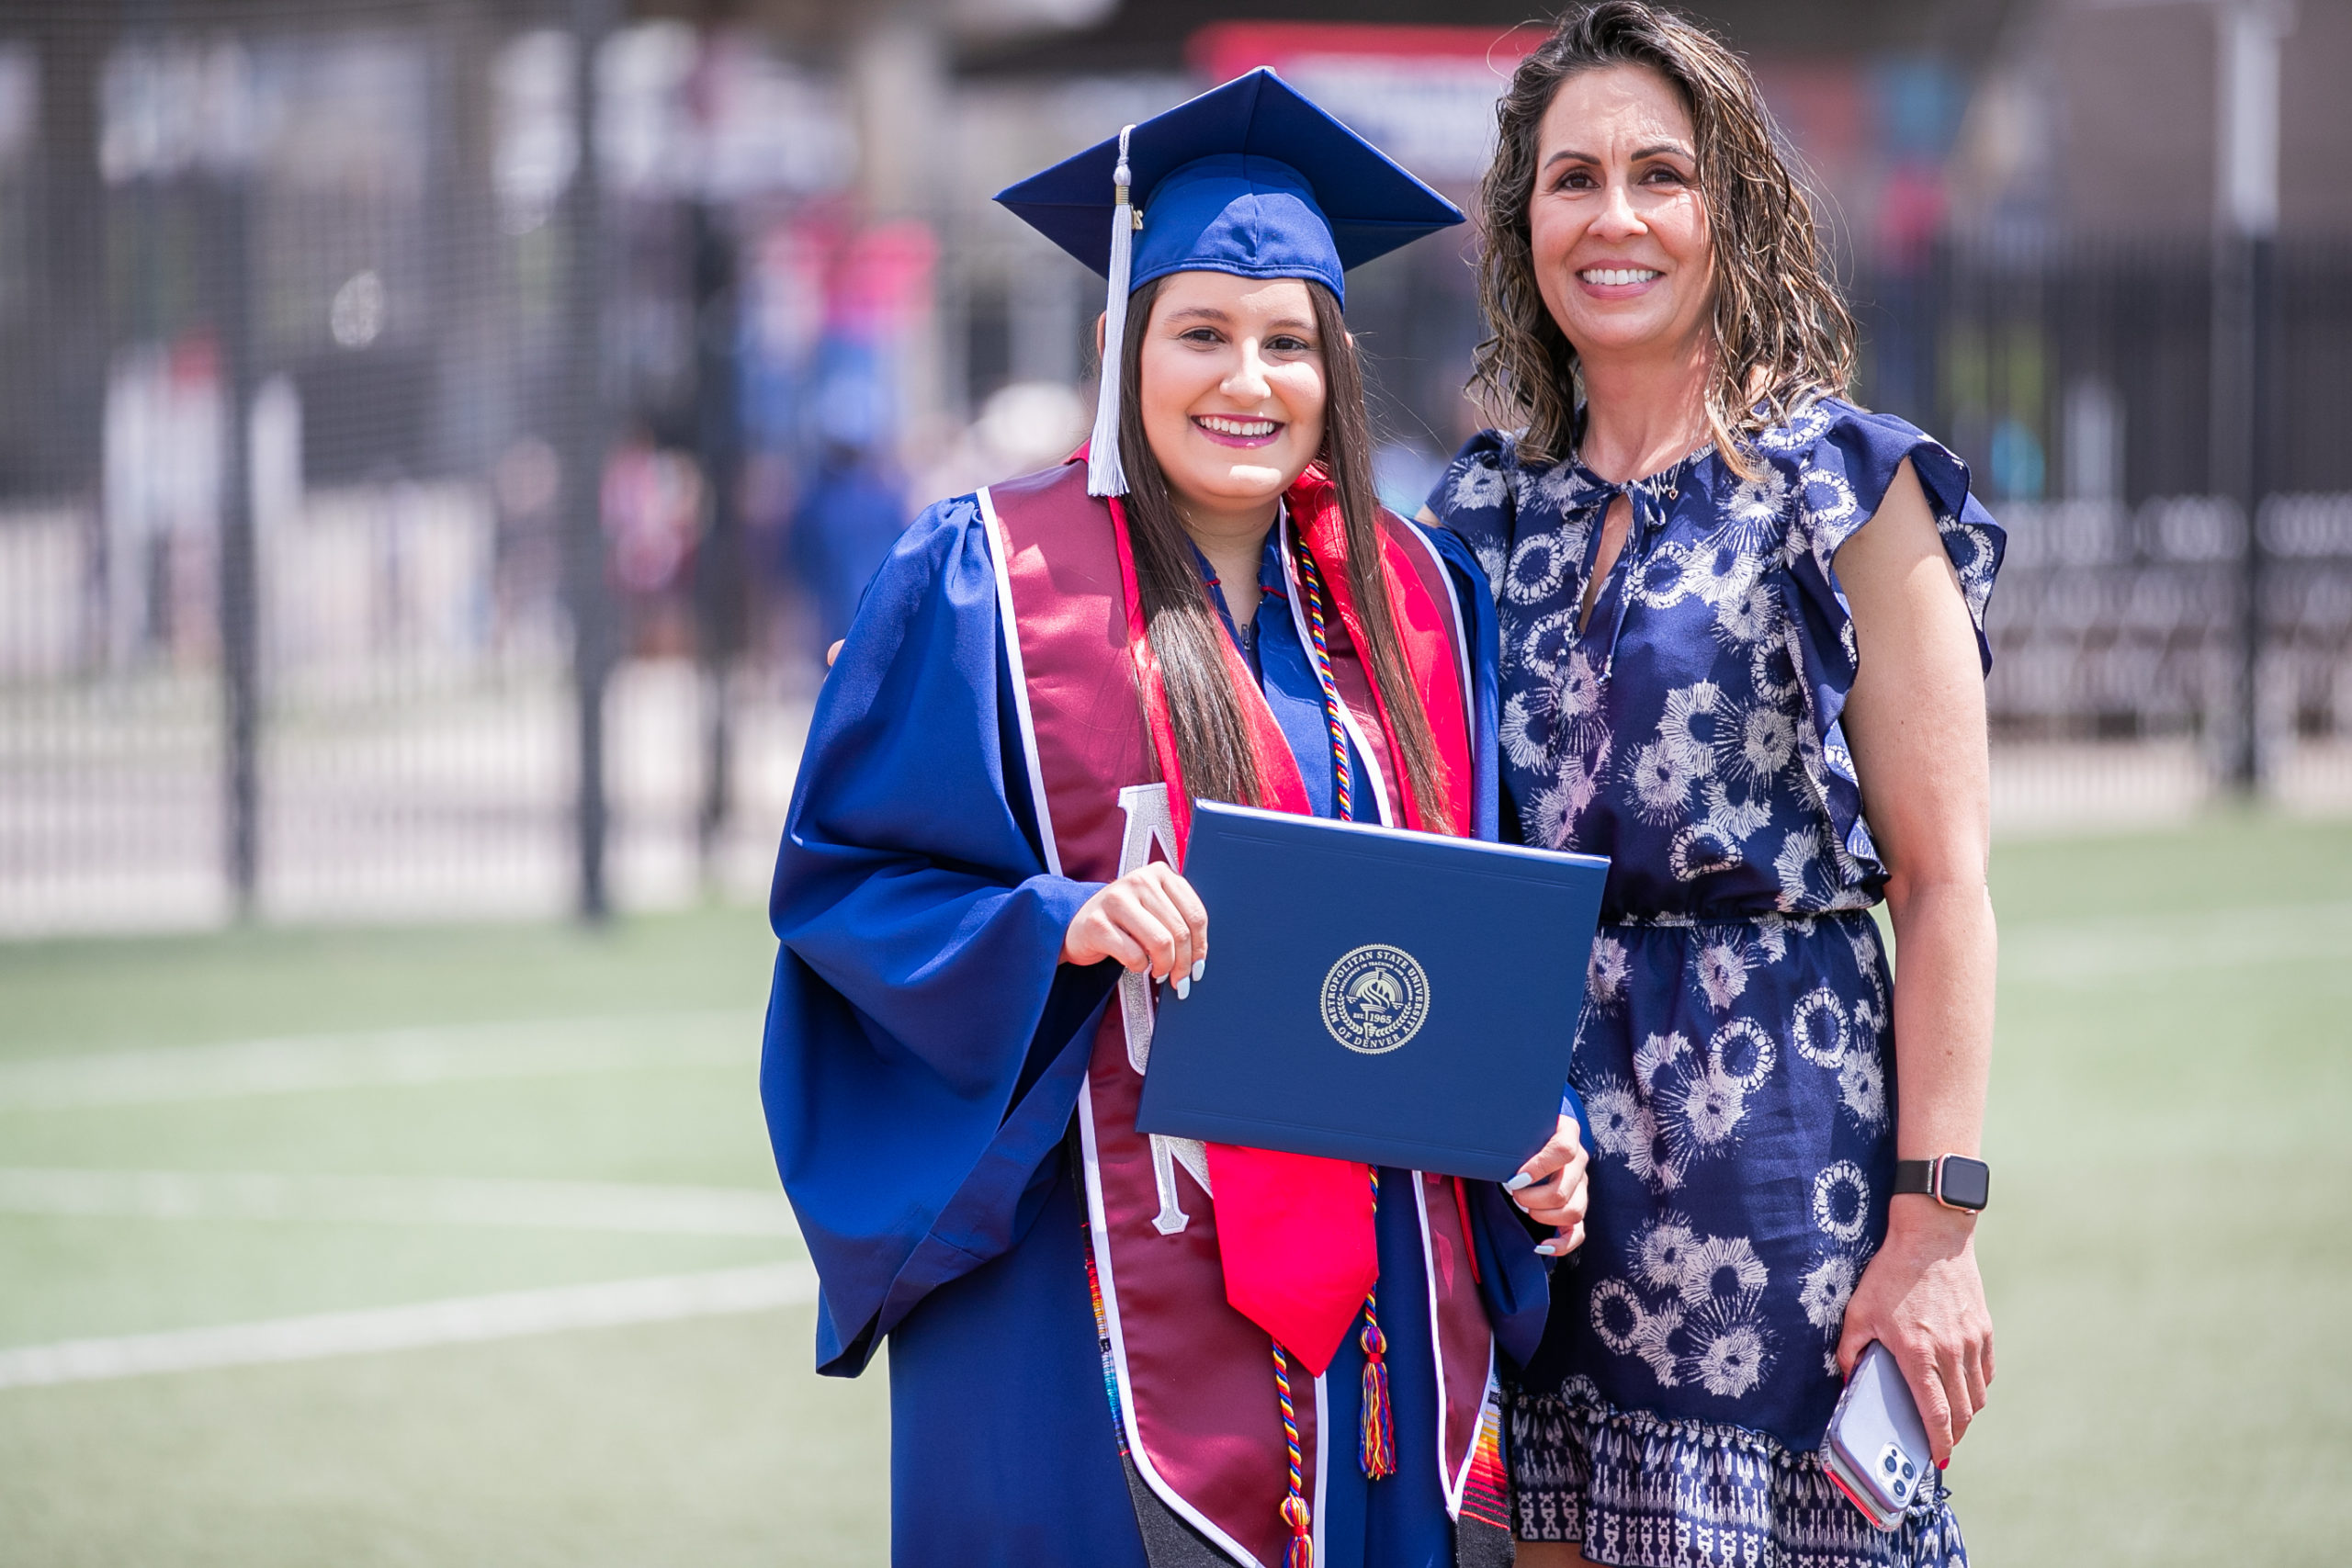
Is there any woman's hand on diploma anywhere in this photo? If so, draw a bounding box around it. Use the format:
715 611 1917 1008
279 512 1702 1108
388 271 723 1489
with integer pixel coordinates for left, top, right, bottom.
1062 864 1208 998
1505 1116 1589 1257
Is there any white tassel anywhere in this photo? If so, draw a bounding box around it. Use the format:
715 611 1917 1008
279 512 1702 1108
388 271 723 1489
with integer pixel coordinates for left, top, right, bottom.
1087 124 1138 499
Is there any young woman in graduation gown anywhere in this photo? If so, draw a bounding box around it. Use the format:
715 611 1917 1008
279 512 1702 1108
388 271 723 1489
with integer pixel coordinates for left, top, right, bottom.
762 73 1587 1568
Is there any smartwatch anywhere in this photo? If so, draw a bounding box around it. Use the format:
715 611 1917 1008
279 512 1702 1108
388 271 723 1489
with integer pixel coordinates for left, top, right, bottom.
1892 1156 1989 1213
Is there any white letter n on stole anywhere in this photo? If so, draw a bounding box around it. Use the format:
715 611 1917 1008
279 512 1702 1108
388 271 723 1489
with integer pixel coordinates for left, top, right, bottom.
1114 783 1214 1235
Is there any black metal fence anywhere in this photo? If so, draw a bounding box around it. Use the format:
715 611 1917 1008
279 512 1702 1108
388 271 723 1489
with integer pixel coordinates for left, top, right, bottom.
1849 236 2352 818
0 2 809 933
1 6 2346 936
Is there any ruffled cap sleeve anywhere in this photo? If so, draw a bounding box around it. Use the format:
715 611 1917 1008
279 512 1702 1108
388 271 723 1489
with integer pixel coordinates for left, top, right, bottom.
1770 400 2007 881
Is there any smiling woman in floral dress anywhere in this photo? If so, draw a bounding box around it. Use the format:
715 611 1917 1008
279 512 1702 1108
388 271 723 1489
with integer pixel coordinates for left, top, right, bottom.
1421 6 2004 1565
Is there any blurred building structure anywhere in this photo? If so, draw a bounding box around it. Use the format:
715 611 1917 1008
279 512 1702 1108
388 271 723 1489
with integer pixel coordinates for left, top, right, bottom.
0 0 2346 934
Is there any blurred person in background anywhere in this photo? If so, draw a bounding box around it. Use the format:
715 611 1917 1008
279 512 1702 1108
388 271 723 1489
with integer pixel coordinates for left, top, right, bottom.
761 72 1581 1568
604 424 707 658
787 387 911 652
1421 6 2003 1564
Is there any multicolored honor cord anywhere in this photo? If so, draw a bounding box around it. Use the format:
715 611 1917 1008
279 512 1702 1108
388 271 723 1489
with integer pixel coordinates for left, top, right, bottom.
1356 1172 1396 1480
1272 1340 1313 1567
1288 522 1354 820
1289 521 1397 1484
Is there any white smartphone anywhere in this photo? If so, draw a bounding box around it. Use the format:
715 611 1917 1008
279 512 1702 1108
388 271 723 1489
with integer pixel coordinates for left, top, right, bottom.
1820 1341 1934 1530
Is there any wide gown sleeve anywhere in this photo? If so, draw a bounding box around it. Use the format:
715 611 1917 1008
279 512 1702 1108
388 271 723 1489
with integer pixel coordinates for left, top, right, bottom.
761 494 1117 1376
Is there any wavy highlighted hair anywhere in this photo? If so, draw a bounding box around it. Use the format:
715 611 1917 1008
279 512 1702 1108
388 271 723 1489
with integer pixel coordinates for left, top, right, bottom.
1471 0 1856 472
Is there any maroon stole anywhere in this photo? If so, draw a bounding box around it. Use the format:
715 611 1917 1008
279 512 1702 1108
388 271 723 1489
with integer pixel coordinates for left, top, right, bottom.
978 458 1495 1568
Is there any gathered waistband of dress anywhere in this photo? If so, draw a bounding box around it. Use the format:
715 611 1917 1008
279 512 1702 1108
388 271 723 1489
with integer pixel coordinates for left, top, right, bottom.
1600 904 1880 931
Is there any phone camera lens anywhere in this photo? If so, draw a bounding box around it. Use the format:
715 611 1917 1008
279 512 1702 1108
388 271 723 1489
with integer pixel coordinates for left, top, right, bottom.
1893 1478 1908 1499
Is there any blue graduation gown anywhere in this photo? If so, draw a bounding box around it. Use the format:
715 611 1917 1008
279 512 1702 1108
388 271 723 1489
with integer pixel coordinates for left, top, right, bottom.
761 492 1539 1567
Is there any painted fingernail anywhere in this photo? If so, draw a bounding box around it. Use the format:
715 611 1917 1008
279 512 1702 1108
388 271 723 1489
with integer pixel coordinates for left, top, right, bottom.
1172 976 1190 1001
1533 1241 1559 1257
1191 959 1204 983
1503 1172 1538 1193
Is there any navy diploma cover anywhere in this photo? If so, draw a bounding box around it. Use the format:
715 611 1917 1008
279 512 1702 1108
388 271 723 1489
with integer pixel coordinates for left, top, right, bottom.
1137 800 1608 1180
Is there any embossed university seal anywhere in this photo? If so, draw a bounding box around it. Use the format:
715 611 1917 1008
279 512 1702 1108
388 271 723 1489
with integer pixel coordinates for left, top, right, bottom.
1320 944 1431 1055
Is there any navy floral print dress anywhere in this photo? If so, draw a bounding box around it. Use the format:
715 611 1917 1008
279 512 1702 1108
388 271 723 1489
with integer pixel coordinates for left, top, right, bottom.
1425 400 2003 1568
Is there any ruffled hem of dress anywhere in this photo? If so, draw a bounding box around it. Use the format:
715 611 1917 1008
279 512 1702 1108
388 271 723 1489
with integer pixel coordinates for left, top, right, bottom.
1504 1377 1967 1568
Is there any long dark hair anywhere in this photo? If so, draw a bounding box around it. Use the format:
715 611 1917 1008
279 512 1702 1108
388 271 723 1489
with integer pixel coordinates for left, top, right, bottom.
1114 274 1452 831
1471 0 1856 471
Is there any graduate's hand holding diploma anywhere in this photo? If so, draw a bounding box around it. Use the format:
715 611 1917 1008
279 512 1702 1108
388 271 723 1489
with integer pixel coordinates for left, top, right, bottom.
1061 863 1209 999
1505 1116 1590 1258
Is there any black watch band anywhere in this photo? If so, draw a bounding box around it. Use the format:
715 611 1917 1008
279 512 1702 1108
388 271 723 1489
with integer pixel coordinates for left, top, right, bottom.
1892 1156 1990 1213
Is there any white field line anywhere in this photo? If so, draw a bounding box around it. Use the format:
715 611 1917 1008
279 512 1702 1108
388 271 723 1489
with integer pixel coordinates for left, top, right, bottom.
0 1168 797 1238
0 1010 759 1111
2000 898 2352 985
0 1262 819 1392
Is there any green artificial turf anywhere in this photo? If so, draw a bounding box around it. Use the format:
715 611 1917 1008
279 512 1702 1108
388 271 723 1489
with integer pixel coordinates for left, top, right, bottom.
0 904 778 1064
0 905 846 1568
0 818 2346 1566
1963 812 2352 1565
0 1313 888 1568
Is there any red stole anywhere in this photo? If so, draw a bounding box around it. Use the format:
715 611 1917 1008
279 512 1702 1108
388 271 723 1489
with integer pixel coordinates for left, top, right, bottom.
979 459 1493 1568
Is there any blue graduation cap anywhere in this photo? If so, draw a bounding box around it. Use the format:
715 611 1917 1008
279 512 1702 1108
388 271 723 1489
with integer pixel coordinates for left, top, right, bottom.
995 69 1464 497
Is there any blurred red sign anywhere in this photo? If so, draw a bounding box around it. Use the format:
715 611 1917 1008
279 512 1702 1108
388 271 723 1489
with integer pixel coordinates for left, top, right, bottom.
1188 22 1547 187
1189 22 1545 82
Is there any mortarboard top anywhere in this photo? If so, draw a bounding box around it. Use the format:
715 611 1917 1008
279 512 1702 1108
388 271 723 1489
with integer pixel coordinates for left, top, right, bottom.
993 70 1464 497
994 68 1463 307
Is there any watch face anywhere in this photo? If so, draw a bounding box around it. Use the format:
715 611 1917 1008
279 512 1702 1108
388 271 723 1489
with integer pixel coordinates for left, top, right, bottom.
1939 1156 1990 1211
